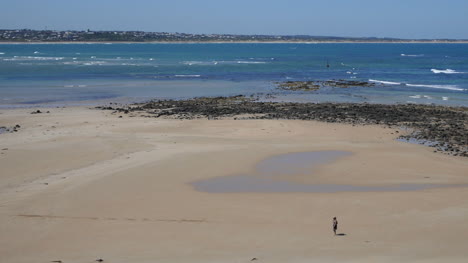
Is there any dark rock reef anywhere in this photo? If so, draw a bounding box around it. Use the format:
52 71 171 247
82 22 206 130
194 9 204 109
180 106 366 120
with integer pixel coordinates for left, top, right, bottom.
98 96 468 157
276 80 376 91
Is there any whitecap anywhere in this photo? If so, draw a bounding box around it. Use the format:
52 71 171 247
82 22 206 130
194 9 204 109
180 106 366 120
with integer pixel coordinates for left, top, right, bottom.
442 97 449 101
78 85 87 88
182 61 215 66
34 51 40 54
237 61 266 64
401 54 424 57
431 69 466 74
409 95 422 99
0 52 5 55
369 79 401 85
174 75 201 78
405 83 465 91
83 61 107 66
3 56 64 61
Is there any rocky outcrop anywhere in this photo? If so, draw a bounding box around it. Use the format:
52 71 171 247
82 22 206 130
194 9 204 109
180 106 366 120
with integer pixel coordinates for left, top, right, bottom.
98 96 468 157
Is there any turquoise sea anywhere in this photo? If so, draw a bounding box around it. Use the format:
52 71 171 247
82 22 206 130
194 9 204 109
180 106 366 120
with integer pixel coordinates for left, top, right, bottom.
0 43 467 108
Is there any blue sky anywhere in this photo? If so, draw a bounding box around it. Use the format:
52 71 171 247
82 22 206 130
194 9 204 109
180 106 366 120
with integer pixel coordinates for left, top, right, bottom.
2 0 468 39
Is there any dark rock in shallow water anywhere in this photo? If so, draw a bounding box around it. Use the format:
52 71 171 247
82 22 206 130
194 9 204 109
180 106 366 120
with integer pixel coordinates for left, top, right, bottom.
276 79 376 91
98 96 468 157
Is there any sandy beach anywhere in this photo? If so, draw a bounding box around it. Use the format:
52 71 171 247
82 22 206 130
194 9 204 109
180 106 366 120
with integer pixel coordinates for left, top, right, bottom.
1 106 467 263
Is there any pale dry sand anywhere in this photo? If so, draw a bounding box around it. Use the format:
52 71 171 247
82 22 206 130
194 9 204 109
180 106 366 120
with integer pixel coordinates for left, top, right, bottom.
0 107 467 263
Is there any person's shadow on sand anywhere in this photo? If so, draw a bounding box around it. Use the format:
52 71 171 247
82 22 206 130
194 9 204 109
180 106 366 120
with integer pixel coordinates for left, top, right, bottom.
336 233 347 236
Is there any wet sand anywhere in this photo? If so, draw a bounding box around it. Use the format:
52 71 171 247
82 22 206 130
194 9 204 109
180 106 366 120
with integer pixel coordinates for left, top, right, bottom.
1 106 468 263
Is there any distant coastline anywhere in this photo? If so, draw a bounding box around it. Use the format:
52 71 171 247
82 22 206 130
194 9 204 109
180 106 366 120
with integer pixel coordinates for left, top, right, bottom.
2 40 468 44
1 29 467 44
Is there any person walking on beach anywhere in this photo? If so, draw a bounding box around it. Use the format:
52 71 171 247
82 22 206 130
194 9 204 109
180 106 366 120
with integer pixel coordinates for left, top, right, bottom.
333 217 338 235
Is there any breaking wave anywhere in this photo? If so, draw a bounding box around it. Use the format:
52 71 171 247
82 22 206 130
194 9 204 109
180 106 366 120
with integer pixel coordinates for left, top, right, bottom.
236 61 267 64
3 56 64 61
174 75 201 78
431 69 466 74
405 84 465 91
369 79 401 85
401 54 424 57
369 79 465 91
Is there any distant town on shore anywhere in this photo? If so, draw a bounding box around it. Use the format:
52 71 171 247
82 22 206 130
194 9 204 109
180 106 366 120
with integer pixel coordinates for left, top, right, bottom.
1 29 467 43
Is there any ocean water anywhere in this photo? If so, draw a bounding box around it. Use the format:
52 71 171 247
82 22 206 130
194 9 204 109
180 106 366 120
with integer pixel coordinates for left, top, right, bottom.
0 43 467 108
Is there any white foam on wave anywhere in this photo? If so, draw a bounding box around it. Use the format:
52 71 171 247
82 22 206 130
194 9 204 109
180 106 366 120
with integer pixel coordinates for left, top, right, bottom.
0 52 5 55
442 97 449 101
34 51 40 54
3 56 64 61
405 83 465 91
82 61 107 66
182 61 213 66
237 61 266 64
401 54 424 57
64 84 87 87
431 69 466 74
369 79 466 91
174 75 201 78
408 95 435 100
369 79 401 85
